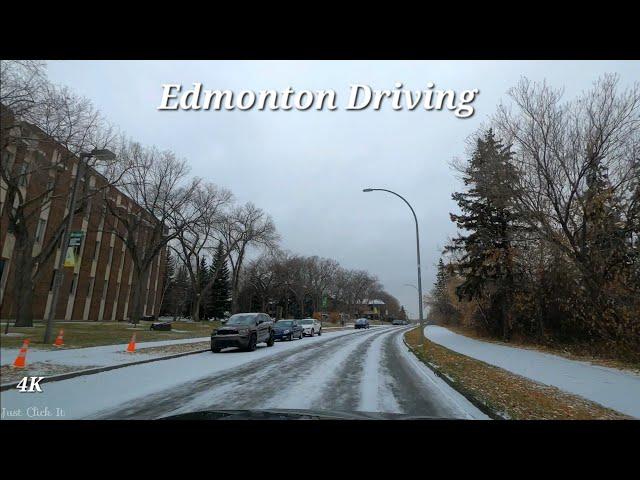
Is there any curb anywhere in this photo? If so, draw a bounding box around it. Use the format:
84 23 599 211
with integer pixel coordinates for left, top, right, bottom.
1 347 210 392
402 334 505 420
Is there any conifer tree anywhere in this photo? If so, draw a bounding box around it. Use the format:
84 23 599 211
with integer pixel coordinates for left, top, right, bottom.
208 241 231 319
447 129 519 339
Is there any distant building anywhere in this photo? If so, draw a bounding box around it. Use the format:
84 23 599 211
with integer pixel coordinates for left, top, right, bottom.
355 299 388 320
0 107 166 322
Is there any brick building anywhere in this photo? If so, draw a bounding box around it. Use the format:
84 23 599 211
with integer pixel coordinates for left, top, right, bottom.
0 108 166 322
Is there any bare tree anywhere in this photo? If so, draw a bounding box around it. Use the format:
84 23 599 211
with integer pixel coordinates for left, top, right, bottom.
170 182 232 322
218 202 279 313
104 141 203 325
493 75 639 301
306 256 340 313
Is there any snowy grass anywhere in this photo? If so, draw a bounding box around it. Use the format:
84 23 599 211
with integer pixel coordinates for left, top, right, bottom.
0 320 221 350
405 327 630 420
426 325 640 418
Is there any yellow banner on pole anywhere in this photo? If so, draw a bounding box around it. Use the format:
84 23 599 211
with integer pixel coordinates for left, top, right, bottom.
64 247 76 267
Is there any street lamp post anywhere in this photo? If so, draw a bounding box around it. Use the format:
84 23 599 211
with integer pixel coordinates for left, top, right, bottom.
363 188 425 346
43 149 115 344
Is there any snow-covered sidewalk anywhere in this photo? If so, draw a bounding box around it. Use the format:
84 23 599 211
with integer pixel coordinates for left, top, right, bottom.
0 336 210 368
425 325 640 418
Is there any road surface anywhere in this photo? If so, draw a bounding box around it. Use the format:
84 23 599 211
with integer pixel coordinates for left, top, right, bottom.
93 326 484 419
1 327 487 419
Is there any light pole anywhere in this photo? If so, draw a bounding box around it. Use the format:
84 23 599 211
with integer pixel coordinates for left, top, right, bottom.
363 188 425 346
43 149 116 344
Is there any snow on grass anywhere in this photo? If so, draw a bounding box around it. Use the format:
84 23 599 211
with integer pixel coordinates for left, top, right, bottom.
0 336 211 368
425 325 640 418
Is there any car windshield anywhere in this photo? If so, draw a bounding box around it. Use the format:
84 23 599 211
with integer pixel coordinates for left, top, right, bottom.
226 314 257 325
300 320 313 324
276 321 293 327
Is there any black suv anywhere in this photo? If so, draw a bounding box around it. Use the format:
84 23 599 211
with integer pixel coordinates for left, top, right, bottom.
211 313 274 352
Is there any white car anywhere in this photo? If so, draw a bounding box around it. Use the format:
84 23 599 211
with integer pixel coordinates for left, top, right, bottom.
300 318 322 336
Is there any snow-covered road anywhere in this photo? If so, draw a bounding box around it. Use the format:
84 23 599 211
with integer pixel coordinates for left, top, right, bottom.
426 325 640 418
1 327 488 420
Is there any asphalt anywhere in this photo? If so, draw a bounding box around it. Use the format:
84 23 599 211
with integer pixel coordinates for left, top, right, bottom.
93 327 473 419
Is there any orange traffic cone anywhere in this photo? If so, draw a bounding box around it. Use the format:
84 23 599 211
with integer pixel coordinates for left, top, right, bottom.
13 339 30 368
126 333 136 352
53 329 64 347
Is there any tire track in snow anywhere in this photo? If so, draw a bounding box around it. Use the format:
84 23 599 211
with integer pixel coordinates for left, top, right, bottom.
313 328 400 412
94 327 388 419
266 327 395 411
358 328 403 413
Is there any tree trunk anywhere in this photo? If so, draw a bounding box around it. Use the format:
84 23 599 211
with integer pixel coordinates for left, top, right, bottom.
12 229 35 327
129 267 147 325
191 293 202 322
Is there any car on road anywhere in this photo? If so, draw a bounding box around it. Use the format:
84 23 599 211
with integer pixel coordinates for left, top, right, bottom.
273 320 304 341
211 313 274 352
392 319 407 326
354 318 370 329
300 318 322 336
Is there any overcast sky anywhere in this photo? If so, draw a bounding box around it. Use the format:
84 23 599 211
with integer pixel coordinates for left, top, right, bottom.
46 60 640 318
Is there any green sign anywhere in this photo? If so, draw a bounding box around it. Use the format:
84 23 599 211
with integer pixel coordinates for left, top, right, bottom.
69 231 84 247
321 295 328 308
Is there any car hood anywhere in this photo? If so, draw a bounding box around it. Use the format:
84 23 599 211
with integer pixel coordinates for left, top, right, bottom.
274 325 293 331
215 325 249 332
159 408 445 420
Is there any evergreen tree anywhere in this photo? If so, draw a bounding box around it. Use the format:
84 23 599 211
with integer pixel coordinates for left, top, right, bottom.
208 241 231 319
431 258 456 323
173 265 190 320
197 257 211 320
159 249 176 316
447 129 519 339
433 259 448 301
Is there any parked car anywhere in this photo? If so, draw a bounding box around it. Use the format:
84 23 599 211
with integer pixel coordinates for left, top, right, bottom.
392 319 404 326
150 321 172 331
354 318 370 329
300 318 322 336
273 320 304 341
211 313 274 352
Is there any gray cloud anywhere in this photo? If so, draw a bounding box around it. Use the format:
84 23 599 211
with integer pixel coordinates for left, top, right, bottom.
46 60 640 317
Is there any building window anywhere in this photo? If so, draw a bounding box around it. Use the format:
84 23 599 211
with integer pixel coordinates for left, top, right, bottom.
94 241 101 260
45 180 55 202
35 218 47 243
84 196 92 219
87 277 95 297
70 273 78 295
2 150 16 171
107 246 114 266
102 280 108 300
0 258 7 291
18 162 28 186
49 270 57 291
